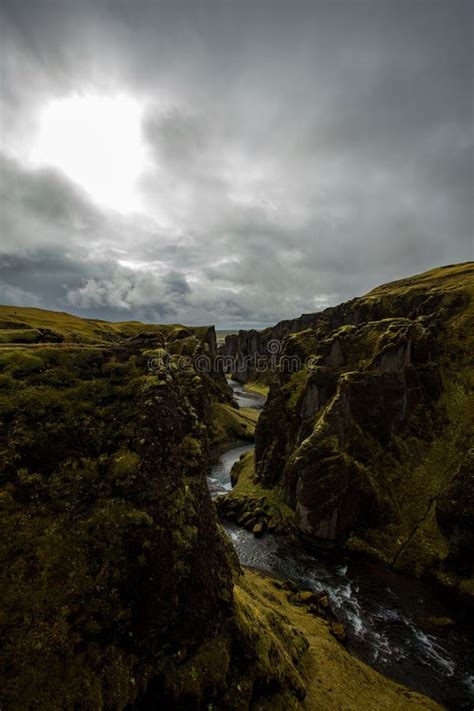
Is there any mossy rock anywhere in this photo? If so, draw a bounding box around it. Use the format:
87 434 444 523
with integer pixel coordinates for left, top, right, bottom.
247 263 474 584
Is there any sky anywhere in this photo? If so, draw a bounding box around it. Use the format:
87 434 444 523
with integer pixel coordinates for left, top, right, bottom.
0 0 472 329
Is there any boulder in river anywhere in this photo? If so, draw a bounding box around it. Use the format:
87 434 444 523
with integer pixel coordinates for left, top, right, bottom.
330 622 347 642
253 520 266 537
293 590 319 606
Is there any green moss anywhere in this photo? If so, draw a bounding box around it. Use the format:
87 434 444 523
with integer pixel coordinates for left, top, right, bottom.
162 638 230 701
223 451 295 530
233 571 441 710
345 536 391 564
283 369 309 411
243 381 270 397
179 435 203 465
0 350 44 377
0 373 15 390
231 574 306 708
249 262 474 582
109 450 141 481
0 334 240 709
458 578 474 598
210 402 259 448
0 328 42 343
286 328 320 359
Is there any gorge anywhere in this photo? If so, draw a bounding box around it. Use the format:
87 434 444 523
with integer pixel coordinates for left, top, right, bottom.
0 262 472 710
212 379 474 709
2 0 471 707
218 263 473 593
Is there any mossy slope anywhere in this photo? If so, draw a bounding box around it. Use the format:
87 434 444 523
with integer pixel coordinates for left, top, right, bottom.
249 263 474 593
238 571 442 710
0 304 214 345
210 402 260 449
0 317 295 709
0 332 235 708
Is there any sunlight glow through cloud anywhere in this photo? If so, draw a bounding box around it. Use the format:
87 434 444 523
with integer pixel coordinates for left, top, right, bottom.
32 94 148 213
2 1 471 326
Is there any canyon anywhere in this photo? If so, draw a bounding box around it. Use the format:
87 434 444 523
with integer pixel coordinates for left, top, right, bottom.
0 262 472 709
219 263 474 598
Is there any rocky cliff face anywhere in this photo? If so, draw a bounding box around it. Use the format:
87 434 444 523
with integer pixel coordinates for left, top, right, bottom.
0 316 307 709
220 315 323 383
229 264 474 595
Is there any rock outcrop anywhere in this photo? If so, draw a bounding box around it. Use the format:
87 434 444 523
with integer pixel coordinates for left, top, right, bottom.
227 264 474 594
0 314 304 709
220 316 322 383
436 448 474 595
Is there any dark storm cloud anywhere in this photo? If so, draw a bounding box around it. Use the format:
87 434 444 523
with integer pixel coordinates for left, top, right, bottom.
0 0 472 327
164 271 191 297
0 155 102 247
0 246 183 322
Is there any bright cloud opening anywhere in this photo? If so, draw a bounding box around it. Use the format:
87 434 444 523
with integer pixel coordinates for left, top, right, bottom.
31 94 147 213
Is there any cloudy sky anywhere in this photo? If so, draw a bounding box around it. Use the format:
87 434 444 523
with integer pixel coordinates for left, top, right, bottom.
0 1 472 328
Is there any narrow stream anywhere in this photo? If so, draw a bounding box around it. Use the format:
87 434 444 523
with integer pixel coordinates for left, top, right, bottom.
208 381 474 710
226 378 266 410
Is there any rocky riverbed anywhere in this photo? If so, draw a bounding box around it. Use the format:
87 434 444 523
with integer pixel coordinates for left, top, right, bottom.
210 378 474 710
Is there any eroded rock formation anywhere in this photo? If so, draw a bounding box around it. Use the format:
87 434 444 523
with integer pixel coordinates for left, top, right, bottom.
0 316 304 709
223 263 474 595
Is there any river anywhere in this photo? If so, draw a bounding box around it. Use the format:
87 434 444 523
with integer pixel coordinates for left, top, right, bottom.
208 380 474 710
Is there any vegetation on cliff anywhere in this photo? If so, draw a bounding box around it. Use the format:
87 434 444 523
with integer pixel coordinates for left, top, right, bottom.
0 312 299 709
0 322 232 708
222 263 474 596
210 402 259 449
0 301 457 709
238 571 441 710
217 451 295 535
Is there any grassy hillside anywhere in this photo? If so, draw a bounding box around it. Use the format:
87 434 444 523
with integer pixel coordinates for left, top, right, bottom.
0 304 212 345
366 262 474 297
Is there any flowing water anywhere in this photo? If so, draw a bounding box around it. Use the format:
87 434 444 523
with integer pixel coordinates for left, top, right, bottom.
207 443 255 499
208 381 474 710
226 378 266 410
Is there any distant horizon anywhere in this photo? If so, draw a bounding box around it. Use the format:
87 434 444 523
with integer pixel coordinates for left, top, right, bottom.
2 260 472 332
0 301 273 332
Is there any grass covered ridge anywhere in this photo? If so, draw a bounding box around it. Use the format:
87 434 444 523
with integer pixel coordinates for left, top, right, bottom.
0 324 240 709
210 402 260 449
252 262 474 591
236 571 441 710
0 304 214 345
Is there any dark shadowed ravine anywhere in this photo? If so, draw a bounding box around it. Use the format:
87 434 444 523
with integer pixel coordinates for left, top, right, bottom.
208 381 474 711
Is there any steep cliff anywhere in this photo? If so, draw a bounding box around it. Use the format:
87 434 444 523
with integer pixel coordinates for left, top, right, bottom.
223 264 474 594
220 315 321 383
0 313 306 709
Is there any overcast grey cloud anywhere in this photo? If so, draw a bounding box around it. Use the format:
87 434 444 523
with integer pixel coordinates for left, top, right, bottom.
0 0 472 328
